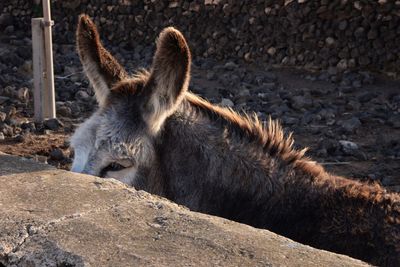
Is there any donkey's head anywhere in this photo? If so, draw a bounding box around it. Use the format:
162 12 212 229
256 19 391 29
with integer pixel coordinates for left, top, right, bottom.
70 15 191 185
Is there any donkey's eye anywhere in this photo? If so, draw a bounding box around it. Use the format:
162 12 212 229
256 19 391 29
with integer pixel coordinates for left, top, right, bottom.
100 162 126 177
118 159 133 168
109 162 125 171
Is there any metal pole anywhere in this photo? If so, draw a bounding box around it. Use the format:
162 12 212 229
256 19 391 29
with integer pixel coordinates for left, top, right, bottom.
42 0 56 119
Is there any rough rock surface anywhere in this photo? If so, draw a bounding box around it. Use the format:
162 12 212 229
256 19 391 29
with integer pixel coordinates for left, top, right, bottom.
0 153 369 267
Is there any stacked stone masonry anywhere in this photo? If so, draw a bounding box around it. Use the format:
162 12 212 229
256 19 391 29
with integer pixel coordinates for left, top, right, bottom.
2 0 400 75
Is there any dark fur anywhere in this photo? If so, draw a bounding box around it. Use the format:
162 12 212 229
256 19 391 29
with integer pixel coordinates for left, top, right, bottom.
74 15 400 266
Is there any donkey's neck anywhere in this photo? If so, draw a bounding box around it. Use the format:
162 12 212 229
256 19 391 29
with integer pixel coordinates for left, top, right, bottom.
157 93 316 225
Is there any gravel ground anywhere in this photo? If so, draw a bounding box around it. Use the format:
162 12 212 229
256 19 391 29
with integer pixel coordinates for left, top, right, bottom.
0 31 399 192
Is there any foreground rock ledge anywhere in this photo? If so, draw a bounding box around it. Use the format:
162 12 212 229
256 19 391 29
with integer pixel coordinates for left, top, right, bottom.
0 154 369 267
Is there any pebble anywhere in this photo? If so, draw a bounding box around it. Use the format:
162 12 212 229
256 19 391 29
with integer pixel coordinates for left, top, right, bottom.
0 96 10 104
346 100 361 111
327 67 337 76
339 140 359 155
387 115 400 129
4 25 14 35
339 86 355 94
17 87 29 102
358 92 377 103
381 176 398 186
325 37 335 46
21 122 36 132
7 119 20 127
264 72 277 81
13 134 25 143
224 61 238 71
50 148 66 161
16 46 31 61
57 105 72 117
338 20 348 30
354 27 365 38
336 59 348 70
339 117 362 133
206 71 216 80
200 58 216 69
238 89 250 98
316 148 328 157
267 47 276 56
69 104 82 117
0 112 6 122
75 90 91 101
43 118 64 131
391 94 400 103
5 106 17 119
352 80 362 88
290 95 313 110
0 13 13 28
0 123 13 136
283 116 299 125
320 139 340 156
0 132 4 140
219 98 234 107
367 29 378 40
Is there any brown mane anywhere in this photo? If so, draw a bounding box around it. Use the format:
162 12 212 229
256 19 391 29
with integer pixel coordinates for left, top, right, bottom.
185 92 309 165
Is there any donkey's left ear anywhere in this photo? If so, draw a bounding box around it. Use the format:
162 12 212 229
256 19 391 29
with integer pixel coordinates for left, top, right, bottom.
143 27 191 134
76 14 128 107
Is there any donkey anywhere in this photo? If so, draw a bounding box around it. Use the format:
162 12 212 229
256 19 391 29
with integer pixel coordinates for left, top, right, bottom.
71 15 400 266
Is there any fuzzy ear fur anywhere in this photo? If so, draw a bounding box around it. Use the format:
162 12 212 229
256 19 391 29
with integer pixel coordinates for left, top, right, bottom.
76 14 127 106
143 27 191 134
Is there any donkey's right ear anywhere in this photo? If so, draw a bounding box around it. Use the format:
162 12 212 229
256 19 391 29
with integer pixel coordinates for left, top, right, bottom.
143 27 191 134
76 14 127 106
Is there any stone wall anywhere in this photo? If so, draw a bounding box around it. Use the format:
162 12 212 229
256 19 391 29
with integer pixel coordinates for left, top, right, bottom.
0 153 369 266
2 0 400 75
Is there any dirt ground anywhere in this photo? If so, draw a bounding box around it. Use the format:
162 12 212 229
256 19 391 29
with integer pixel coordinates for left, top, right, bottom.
276 68 400 191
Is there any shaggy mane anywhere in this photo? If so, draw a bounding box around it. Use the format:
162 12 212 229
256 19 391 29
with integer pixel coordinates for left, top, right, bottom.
185 92 311 166
185 90 400 222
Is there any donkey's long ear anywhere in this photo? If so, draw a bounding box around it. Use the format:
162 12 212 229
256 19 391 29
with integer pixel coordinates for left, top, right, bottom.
144 27 191 133
76 14 127 106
